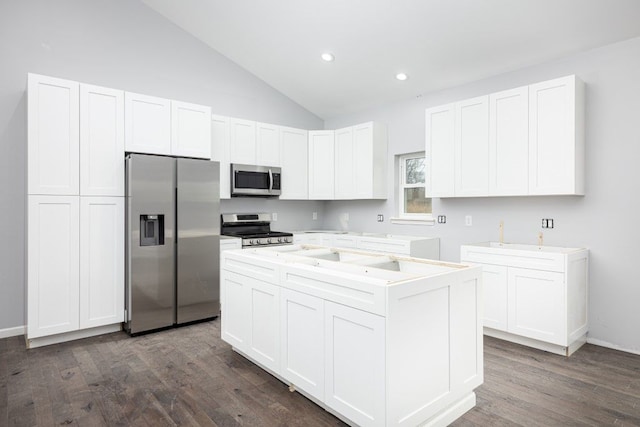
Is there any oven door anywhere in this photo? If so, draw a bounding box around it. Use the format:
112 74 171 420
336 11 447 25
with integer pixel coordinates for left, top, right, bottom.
231 164 281 197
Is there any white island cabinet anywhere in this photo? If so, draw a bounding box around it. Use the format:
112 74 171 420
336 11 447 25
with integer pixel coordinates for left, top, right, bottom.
461 242 589 356
222 245 483 427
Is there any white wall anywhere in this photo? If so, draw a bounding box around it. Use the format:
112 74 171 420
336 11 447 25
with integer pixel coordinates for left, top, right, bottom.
324 37 640 354
0 0 324 332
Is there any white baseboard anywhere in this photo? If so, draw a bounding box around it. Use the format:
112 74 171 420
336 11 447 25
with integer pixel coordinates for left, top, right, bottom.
0 325 26 339
587 337 640 356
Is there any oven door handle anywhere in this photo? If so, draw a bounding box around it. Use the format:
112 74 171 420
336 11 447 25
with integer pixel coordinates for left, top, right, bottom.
268 169 273 192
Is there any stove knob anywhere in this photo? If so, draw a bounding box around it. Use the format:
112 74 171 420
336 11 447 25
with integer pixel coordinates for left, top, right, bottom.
278 237 283 243
267 238 272 244
249 239 256 245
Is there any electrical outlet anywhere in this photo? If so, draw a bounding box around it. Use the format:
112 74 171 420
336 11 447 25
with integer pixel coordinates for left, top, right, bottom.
272 212 278 221
377 214 384 222
465 215 472 226
542 218 554 229
437 215 447 224
312 212 318 220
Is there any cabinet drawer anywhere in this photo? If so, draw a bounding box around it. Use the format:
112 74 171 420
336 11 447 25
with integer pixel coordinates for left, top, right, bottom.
461 246 565 272
357 238 410 255
222 251 279 284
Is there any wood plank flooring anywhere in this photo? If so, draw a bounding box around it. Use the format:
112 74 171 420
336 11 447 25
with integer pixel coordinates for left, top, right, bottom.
1 319 639 426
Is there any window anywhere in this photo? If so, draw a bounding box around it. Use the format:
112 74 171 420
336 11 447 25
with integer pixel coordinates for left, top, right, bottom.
396 152 432 222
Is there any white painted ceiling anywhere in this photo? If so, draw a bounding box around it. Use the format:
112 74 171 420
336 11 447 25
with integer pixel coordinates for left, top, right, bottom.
142 0 640 119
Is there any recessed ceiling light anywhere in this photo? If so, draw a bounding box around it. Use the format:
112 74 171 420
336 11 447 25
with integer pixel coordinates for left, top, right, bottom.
321 52 335 62
396 73 408 81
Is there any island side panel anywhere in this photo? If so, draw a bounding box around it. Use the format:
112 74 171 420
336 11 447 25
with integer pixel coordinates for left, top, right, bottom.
385 267 483 426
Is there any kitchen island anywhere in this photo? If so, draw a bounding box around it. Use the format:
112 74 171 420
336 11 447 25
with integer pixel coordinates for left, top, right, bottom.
221 245 483 427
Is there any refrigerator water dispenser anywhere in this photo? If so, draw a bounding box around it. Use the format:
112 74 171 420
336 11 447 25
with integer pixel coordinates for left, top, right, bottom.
140 214 164 246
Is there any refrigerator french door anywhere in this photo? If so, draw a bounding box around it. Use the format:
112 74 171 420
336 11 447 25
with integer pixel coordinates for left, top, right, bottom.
125 154 220 335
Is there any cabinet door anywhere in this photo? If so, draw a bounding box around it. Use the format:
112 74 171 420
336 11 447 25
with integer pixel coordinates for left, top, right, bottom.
508 267 566 345
27 195 80 339
279 126 308 200
480 264 508 331
353 122 375 199
28 74 79 196
247 279 281 373
529 75 581 195
124 92 171 155
229 118 256 165
171 101 212 159
212 115 231 199
455 95 489 196
334 126 354 199
324 301 385 427
221 271 250 351
308 131 335 200
256 122 280 166
280 289 324 401
425 104 455 197
79 197 124 329
80 84 124 197
489 86 529 196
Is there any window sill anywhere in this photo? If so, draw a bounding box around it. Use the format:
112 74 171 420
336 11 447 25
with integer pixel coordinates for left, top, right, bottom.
390 217 435 226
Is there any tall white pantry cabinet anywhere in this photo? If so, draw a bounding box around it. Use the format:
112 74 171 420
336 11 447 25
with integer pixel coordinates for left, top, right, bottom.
27 74 125 347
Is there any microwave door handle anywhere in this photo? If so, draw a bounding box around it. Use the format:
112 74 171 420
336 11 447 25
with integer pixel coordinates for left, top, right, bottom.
268 169 273 192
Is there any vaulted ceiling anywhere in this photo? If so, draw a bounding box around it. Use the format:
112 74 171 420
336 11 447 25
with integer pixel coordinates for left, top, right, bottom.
142 0 640 119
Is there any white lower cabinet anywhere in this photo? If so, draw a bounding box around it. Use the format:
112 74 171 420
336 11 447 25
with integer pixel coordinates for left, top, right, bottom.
280 288 325 402
324 301 386 426
27 195 125 346
79 197 124 329
461 242 588 355
28 196 80 339
221 271 249 349
507 267 565 345
480 264 508 331
247 279 280 372
222 248 483 426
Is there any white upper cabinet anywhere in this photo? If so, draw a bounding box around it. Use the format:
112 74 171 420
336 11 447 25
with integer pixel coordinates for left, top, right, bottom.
489 86 529 196
334 122 387 200
427 75 584 198
354 122 387 199
80 84 124 197
308 130 335 200
124 92 171 155
229 118 257 165
455 96 489 196
529 75 585 195
334 126 355 199
79 196 124 329
211 115 231 199
256 122 280 166
171 100 211 159
279 126 308 200
28 74 80 196
426 104 455 197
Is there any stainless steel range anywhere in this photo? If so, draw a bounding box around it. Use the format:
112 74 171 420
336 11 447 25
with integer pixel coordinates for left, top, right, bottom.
221 213 293 247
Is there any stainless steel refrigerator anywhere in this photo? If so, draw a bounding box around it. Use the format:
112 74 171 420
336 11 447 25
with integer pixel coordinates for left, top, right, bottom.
125 154 220 335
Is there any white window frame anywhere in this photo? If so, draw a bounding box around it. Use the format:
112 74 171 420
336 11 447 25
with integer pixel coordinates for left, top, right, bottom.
391 152 434 225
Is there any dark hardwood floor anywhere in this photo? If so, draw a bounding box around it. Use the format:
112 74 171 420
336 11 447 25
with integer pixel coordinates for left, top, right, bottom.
1 319 639 426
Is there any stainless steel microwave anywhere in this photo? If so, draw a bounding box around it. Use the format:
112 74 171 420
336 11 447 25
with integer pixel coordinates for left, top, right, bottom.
231 164 281 197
